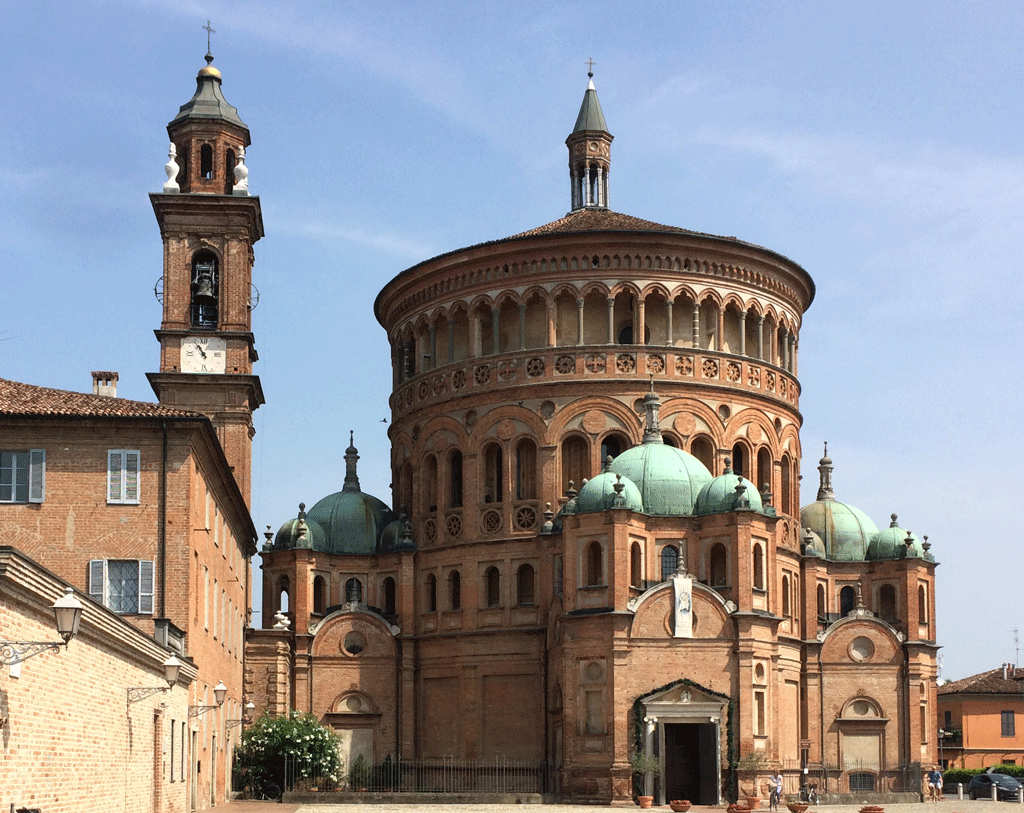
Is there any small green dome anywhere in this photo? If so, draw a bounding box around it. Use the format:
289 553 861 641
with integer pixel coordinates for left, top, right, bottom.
576 457 644 513
306 488 395 555
273 503 320 550
867 513 923 560
800 444 878 561
609 390 713 516
801 500 878 561
801 527 826 558
694 459 764 515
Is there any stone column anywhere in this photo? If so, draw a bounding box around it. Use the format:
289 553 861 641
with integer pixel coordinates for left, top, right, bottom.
585 165 592 206
636 296 646 345
596 166 604 207
546 299 556 347
788 334 796 374
716 306 725 352
666 300 674 347
739 310 747 356
518 303 527 350
781 328 789 370
571 167 579 210
606 297 615 344
757 316 765 360
576 298 585 346
691 303 700 349
491 307 500 356
429 324 437 371
447 318 455 364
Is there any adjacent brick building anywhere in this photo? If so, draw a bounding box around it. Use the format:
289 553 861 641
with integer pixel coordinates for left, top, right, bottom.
253 75 941 803
0 51 260 811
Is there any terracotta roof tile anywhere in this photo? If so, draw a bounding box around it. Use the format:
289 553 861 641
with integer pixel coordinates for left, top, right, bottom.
938 667 1024 695
0 378 201 420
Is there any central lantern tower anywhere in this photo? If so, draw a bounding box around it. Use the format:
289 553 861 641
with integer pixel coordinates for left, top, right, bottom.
147 51 265 503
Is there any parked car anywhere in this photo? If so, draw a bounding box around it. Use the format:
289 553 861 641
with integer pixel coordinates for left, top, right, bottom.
968 773 1023 801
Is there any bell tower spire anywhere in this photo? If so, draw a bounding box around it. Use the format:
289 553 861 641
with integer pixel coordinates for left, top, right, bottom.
148 48 265 505
566 63 613 211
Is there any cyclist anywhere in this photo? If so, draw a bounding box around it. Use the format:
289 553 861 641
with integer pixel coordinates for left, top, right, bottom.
769 771 784 811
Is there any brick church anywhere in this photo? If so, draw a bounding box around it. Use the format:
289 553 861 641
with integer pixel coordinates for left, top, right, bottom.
251 71 941 803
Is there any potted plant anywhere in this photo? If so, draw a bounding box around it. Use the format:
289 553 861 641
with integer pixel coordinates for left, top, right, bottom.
735 751 773 809
670 800 692 812
348 753 373 792
630 749 663 808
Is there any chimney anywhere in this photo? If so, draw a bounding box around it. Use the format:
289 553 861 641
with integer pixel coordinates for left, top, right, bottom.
91 371 118 398
1004 663 1008 680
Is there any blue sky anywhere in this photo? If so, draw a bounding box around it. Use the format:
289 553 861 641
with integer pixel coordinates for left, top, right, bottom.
2 0 1022 681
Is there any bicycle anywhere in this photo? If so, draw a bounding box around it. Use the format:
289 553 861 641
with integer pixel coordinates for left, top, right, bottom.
242 777 282 801
799 784 819 804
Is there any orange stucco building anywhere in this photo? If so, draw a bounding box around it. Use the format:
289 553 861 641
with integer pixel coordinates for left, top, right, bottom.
937 666 1024 769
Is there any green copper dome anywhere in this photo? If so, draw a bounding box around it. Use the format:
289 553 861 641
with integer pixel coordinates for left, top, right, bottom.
576 457 644 513
273 434 396 556
867 513 923 560
694 459 764 515
608 391 713 516
800 445 878 561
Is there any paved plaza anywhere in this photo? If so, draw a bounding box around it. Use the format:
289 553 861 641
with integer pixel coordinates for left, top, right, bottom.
222 799 1024 813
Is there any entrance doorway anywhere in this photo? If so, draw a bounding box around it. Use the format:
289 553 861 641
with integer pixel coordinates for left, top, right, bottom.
665 723 718 805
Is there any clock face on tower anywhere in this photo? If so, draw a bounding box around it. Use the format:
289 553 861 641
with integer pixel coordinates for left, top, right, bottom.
180 335 226 373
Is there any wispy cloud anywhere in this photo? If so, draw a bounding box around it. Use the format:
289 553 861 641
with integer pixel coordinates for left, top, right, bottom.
272 215 437 261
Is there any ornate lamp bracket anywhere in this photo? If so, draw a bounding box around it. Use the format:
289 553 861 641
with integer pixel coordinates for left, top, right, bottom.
0 640 62 667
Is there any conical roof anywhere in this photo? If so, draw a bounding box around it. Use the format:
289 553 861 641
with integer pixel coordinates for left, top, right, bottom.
572 77 609 134
169 53 248 134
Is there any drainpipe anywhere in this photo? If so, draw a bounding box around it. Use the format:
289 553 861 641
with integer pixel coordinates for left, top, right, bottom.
160 420 168 617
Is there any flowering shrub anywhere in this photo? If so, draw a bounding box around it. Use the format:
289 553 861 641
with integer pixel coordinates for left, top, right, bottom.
235 711 342 791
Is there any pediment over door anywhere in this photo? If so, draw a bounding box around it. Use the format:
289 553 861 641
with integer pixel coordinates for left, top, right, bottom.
642 683 727 724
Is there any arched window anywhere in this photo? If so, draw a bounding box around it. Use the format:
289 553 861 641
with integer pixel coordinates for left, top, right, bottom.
631 542 643 587
660 545 679 582
425 454 438 512
224 148 236 194
483 443 503 504
690 435 715 473
313 575 326 615
400 460 413 515
709 543 727 586
561 435 591 492
426 573 437 613
383 576 397 616
918 584 928 624
816 583 826 619
278 575 290 612
200 143 214 179
586 541 603 586
752 543 764 590
782 574 791 618
601 433 626 464
781 454 793 515
190 251 219 328
449 570 462 610
485 566 501 608
731 444 746 478
345 577 363 604
516 439 537 500
879 584 897 622
757 448 772 497
517 564 535 605
449 450 463 508
840 585 856 617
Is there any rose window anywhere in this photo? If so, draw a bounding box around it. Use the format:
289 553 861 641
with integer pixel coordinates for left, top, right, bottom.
616 354 636 373
555 355 575 374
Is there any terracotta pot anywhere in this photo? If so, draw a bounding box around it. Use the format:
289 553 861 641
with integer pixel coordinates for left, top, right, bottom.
745 797 763 809
859 807 884 813
638 795 654 809
787 804 809 813
670 801 692 812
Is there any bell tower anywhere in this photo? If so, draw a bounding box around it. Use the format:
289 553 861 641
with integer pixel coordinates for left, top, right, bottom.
147 49 264 504
566 67 613 211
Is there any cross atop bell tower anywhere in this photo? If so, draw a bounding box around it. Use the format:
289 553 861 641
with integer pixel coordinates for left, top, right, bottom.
566 64 613 211
148 48 265 505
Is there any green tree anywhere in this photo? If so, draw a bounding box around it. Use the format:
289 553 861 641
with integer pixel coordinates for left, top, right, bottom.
235 711 343 791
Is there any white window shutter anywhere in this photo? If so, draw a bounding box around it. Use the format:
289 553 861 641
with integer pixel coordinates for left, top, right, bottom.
28 449 45 503
89 559 106 605
108 450 123 502
139 560 154 615
124 451 141 503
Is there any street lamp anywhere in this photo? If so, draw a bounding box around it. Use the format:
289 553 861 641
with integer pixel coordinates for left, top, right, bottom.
0 587 84 666
938 729 945 768
127 655 185 704
189 681 227 719
226 701 255 729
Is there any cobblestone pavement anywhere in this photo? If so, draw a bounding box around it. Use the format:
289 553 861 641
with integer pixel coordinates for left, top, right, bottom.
217 799 1022 813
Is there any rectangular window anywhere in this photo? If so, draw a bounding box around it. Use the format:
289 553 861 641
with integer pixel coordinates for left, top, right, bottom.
1003 710 1016 737
0 449 45 503
170 719 176 781
88 559 154 614
107 449 140 504
944 710 952 728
